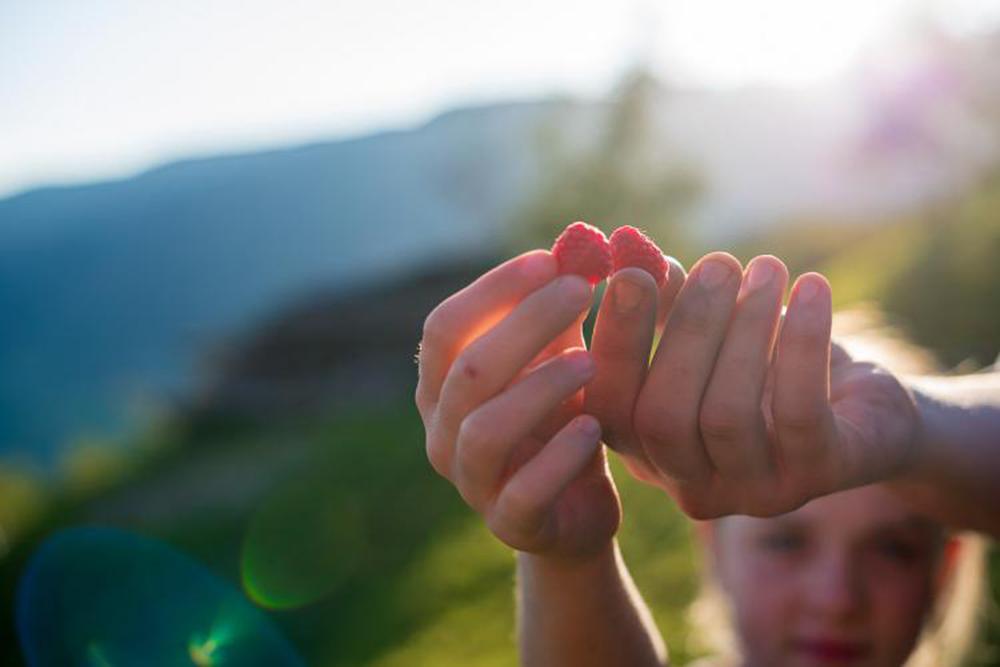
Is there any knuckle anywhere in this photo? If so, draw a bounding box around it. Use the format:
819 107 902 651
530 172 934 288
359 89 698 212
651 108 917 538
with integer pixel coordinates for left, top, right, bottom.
741 484 799 517
421 306 450 351
634 404 684 448
492 487 540 538
450 350 485 387
783 326 827 352
698 401 751 443
425 436 451 480
669 305 713 338
675 489 722 521
414 384 433 420
454 417 494 482
775 402 825 434
594 334 641 364
457 413 492 452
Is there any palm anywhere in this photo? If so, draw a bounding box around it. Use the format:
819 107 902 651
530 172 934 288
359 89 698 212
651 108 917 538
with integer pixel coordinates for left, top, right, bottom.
826 349 921 490
506 329 621 558
508 432 621 557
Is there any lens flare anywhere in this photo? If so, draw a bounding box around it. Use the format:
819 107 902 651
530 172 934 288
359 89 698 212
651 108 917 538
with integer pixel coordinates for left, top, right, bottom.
241 469 364 609
16 527 304 666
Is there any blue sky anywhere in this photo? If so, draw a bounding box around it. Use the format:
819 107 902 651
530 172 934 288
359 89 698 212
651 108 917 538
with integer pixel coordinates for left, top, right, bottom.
2 0 997 199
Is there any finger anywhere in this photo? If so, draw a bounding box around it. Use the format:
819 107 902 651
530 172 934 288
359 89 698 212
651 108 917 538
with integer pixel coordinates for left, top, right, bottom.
830 340 853 369
772 273 836 487
635 252 743 483
701 256 788 479
655 255 687 334
454 348 595 510
432 275 593 476
830 368 918 486
488 415 602 549
528 308 591 443
416 250 556 419
585 268 659 457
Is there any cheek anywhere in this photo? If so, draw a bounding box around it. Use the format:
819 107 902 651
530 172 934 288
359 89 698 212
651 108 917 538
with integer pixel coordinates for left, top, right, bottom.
866 568 936 662
723 553 800 656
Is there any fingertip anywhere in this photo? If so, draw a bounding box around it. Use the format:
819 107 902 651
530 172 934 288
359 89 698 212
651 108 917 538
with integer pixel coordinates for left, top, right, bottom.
748 254 789 280
561 347 596 377
665 255 687 285
781 274 833 344
574 414 602 441
696 251 743 274
555 273 595 309
517 250 558 284
611 266 659 290
790 272 832 309
607 267 658 316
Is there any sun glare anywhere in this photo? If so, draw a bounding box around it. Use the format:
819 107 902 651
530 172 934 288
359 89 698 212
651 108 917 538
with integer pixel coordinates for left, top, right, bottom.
655 0 909 87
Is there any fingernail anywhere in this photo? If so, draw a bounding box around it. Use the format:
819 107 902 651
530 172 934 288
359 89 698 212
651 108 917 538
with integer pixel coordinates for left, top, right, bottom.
796 278 821 304
521 253 554 282
576 415 601 438
743 260 774 293
569 351 595 377
556 275 591 302
614 278 643 314
698 260 730 289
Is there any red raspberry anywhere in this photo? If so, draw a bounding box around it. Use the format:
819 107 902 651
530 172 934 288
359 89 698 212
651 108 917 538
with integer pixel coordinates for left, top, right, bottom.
551 221 612 285
610 226 668 286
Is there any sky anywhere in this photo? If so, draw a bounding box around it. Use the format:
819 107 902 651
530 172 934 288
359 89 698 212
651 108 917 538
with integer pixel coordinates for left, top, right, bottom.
2 0 999 200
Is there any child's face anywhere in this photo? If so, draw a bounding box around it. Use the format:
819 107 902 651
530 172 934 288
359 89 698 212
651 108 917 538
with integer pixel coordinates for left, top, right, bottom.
711 484 948 667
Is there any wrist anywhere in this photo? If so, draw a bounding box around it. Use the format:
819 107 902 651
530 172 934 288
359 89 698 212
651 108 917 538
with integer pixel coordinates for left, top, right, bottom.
518 540 619 581
902 381 949 482
892 372 1000 533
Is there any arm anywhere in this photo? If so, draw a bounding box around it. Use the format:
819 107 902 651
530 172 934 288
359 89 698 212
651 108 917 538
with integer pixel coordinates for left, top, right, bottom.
415 251 673 665
585 250 1000 539
517 541 667 667
891 371 1000 537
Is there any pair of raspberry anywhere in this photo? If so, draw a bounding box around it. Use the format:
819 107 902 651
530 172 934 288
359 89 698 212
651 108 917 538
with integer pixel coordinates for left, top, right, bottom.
551 221 668 286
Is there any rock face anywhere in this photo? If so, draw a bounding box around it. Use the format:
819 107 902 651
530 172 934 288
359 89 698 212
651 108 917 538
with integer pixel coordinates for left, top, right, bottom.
195 257 492 420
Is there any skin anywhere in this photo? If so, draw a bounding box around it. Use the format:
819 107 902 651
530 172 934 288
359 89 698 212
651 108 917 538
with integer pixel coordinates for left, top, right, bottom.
709 485 953 667
416 250 619 560
415 247 999 666
587 251 921 519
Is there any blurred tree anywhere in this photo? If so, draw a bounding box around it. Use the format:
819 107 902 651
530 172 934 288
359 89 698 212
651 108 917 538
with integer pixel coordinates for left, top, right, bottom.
507 68 702 256
881 167 1000 368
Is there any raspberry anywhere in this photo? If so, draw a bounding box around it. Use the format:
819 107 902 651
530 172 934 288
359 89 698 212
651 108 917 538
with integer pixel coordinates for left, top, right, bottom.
610 226 668 286
551 221 612 285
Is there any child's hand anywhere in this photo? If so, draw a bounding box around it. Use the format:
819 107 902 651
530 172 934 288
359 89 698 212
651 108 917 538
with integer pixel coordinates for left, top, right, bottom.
416 251 621 560
586 253 921 518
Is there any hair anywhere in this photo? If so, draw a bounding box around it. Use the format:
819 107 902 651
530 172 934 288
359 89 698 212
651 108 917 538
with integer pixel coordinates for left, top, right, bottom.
684 306 990 667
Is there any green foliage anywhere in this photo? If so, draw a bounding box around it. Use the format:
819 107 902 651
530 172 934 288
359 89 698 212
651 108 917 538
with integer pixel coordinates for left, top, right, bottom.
813 171 1000 368
508 69 702 256
0 403 706 666
879 175 1000 367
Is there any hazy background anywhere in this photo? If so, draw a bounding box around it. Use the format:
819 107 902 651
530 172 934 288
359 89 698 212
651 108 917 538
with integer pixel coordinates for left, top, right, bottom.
2 1 999 665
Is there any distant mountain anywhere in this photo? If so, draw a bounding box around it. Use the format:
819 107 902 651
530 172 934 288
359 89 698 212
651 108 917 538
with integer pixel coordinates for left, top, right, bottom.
0 101 561 463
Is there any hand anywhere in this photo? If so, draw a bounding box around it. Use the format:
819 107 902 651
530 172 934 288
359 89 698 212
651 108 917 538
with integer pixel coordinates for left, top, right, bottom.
416 250 622 560
585 252 921 518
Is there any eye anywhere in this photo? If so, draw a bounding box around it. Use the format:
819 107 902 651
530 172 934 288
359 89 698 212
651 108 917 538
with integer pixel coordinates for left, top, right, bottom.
875 538 920 563
759 531 806 552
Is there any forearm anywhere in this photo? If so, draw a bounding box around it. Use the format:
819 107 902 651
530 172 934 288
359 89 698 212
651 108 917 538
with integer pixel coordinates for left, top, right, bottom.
892 372 1000 537
516 540 668 667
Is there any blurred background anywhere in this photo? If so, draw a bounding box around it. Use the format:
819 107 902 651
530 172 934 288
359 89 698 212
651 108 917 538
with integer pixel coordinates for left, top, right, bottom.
2 0 999 664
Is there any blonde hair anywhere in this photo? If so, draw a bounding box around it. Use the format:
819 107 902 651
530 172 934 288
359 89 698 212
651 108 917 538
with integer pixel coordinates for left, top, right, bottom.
685 306 990 667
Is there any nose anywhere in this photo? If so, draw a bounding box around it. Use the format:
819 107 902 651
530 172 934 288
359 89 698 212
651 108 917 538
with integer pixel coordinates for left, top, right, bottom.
802 550 866 620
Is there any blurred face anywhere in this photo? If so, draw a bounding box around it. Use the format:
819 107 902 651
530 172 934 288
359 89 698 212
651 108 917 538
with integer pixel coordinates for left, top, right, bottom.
710 485 949 667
